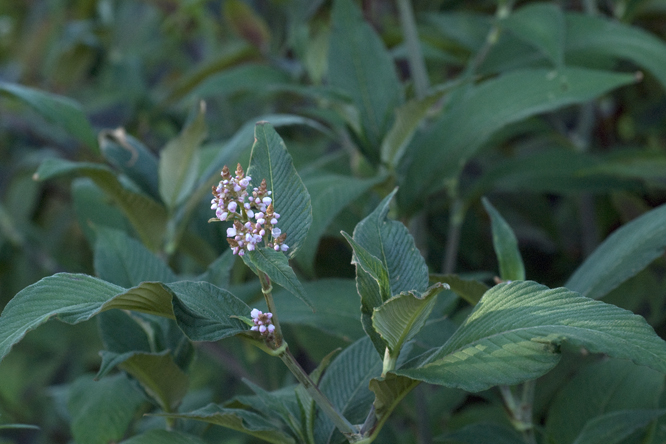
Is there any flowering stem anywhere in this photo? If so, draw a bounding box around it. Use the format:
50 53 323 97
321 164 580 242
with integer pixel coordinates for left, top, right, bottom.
256 270 360 441
257 271 284 347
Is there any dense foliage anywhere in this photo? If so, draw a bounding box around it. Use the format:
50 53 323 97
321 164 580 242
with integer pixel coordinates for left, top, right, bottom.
1 0 666 443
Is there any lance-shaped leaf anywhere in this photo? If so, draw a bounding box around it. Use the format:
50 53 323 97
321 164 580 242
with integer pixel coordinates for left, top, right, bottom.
566 12 666 91
99 128 160 201
244 248 313 310
158 404 297 444
247 122 312 257
159 103 207 210
571 410 666 444
482 198 525 282
394 281 666 392
67 374 146 444
0 81 97 149
241 380 305 443
372 283 446 355
94 226 177 288
115 351 189 412
35 158 167 251
565 202 666 300
169 281 250 342
502 3 565 67
328 0 403 160
0 274 251 363
430 274 489 306
398 67 638 214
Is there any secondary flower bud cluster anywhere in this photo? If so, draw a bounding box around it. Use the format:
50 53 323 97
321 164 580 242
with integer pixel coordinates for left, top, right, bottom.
211 164 288 256
250 308 275 337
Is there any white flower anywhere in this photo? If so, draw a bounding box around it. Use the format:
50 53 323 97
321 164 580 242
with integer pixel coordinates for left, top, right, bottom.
272 227 281 237
227 227 237 237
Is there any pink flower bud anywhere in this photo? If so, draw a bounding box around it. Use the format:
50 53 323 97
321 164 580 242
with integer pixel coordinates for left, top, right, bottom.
227 227 237 237
267 324 275 333
228 201 237 212
251 309 261 318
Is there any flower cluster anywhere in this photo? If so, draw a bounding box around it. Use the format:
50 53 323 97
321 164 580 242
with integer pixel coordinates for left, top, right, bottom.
211 164 288 256
250 308 275 337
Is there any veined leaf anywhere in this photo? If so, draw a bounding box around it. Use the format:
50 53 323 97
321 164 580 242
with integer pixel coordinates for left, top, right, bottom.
67 374 145 444
94 226 177 288
247 122 312 257
0 274 251 363
341 232 391 305
430 274 489 306
566 12 666 91
314 337 382 444
482 198 525 282
169 280 250 342
297 172 385 274
158 404 297 444
353 189 429 296
546 358 664 444
120 429 210 444
99 128 160 201
571 409 666 444
159 103 207 210
502 3 565 67
395 281 666 392
117 351 189 412
565 202 666 299
399 67 638 214
0 81 97 149
328 0 403 159
34 158 167 251
372 283 445 354
245 248 313 310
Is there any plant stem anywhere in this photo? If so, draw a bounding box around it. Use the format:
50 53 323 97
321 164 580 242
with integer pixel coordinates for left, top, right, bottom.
382 348 399 377
396 0 429 99
279 348 360 440
257 271 284 347
257 270 360 441
499 381 537 444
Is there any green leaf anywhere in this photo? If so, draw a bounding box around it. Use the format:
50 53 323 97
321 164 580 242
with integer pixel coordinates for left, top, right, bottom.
94 226 177 288
224 0 271 50
571 409 666 444
395 281 666 392
117 351 189 412
341 232 391 305
328 0 403 159
159 404 297 444
188 64 291 100
353 189 429 296
502 3 565 67
545 358 664 444
245 248 313 310
35 158 167 251
429 274 489 306
169 281 250 342
72 178 131 245
314 337 382 444
159 103 207 209
482 198 525 281
272 279 365 341
0 273 207 363
297 172 385 274
67 374 146 444
242 380 305 443
435 423 524 444
372 283 445 354
120 429 209 444
99 128 161 201
0 423 39 430
566 12 666 91
399 67 638 214
0 81 97 149
247 122 312 257
565 202 666 299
